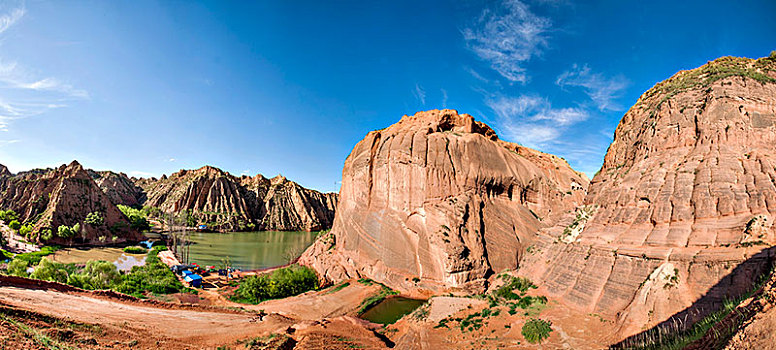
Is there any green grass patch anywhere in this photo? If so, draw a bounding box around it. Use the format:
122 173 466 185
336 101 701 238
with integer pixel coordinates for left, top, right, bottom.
122 246 148 254
522 318 553 344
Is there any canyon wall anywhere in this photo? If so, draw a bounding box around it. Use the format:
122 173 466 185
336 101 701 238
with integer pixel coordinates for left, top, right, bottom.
521 56 776 338
301 109 588 292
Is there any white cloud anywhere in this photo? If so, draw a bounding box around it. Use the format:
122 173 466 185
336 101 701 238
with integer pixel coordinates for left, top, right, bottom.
486 95 588 148
441 89 448 108
0 139 20 145
168 158 176 162
556 64 628 110
413 83 426 105
463 0 551 83
0 4 89 133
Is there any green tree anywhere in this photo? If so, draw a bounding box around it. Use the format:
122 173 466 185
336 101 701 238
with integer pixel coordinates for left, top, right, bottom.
7 259 29 277
522 318 553 344
0 210 19 223
30 258 69 283
40 228 53 241
85 212 105 226
67 260 121 290
57 223 81 238
8 220 21 231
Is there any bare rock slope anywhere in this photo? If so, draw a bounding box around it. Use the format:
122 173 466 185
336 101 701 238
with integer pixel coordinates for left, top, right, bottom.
301 109 588 292
521 56 776 338
0 161 140 244
88 170 147 207
139 166 337 232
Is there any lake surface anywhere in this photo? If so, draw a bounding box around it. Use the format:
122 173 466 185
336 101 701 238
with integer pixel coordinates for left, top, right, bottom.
186 231 319 270
360 297 426 325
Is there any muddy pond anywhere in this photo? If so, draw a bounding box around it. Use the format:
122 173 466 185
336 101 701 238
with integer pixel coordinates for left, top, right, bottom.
360 296 426 325
51 247 147 271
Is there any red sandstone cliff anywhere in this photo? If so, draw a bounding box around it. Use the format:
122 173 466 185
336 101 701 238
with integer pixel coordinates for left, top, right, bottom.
0 161 140 244
521 56 776 339
300 109 588 292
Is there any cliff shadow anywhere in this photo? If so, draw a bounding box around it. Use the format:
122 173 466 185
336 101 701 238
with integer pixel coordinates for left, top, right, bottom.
610 246 775 349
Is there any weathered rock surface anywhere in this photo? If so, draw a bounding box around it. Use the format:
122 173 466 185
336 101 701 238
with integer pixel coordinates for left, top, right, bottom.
139 166 337 231
0 161 140 244
300 109 588 292
520 56 776 339
87 170 146 207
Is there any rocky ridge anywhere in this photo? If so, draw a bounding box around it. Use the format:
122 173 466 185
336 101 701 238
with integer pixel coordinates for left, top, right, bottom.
139 166 337 232
300 109 588 292
520 56 776 338
0 161 140 244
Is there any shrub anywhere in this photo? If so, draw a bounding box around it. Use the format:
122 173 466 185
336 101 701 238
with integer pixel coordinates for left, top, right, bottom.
114 246 183 297
57 223 80 238
522 318 553 344
0 210 19 223
123 246 147 254
7 259 29 277
30 258 71 284
84 212 105 226
117 205 151 231
67 260 122 290
8 220 21 231
40 229 53 241
18 224 33 238
235 265 319 304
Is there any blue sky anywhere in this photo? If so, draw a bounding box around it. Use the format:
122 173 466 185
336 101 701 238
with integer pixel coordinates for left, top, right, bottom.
0 0 774 193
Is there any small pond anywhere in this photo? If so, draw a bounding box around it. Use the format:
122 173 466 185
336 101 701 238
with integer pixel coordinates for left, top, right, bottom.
360 296 426 325
186 231 319 270
51 247 147 272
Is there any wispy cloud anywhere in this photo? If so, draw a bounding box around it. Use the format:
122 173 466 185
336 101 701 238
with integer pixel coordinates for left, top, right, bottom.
0 3 89 134
486 95 588 148
440 89 448 108
463 0 551 83
168 158 176 162
556 64 628 110
413 83 426 105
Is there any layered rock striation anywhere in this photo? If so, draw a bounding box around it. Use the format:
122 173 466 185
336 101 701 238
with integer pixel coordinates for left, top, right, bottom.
300 109 588 292
521 56 776 338
139 166 337 232
0 161 140 244
88 170 146 207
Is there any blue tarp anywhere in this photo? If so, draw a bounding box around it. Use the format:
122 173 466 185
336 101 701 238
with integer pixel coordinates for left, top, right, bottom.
181 270 194 276
138 241 154 249
184 274 203 288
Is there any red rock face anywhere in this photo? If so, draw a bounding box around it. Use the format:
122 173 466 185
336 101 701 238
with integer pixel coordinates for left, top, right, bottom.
88 170 146 207
301 109 588 292
521 56 776 339
0 161 140 244
139 166 337 232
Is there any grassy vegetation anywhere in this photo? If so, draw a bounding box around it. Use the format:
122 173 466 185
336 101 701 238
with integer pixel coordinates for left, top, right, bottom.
122 246 148 254
521 318 553 344
641 56 776 113
615 262 775 349
325 281 350 294
232 265 319 304
10 246 58 265
114 246 186 297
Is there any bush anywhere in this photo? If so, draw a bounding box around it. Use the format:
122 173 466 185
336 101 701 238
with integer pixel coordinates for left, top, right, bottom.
7 259 29 277
8 220 21 231
85 212 105 226
235 265 319 304
18 224 33 238
0 210 19 223
57 223 80 238
117 205 151 231
123 246 147 254
114 246 183 297
30 258 71 284
67 260 122 290
522 318 553 344
40 229 53 241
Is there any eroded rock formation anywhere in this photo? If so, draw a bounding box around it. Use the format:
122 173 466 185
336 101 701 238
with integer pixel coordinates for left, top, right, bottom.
88 170 146 207
300 109 588 292
520 56 776 338
0 161 140 244
139 166 337 231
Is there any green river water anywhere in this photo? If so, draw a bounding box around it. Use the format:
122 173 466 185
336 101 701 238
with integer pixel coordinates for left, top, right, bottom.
186 231 319 270
360 297 426 325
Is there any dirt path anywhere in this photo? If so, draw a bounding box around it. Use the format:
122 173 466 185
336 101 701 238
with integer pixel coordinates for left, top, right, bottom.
0 285 292 348
0 222 39 254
